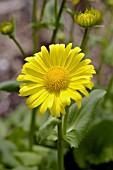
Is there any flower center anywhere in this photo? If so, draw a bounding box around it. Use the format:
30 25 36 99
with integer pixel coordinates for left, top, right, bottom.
44 67 69 93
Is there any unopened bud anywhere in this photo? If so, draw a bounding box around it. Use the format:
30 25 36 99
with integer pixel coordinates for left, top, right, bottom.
0 17 15 37
74 8 102 28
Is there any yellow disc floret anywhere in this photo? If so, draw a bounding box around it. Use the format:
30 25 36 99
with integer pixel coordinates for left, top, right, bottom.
44 67 69 93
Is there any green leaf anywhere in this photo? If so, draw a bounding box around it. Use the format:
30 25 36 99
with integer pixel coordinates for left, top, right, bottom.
0 119 8 137
12 166 38 170
0 164 6 170
64 89 106 148
64 130 80 148
14 152 42 166
74 118 113 168
0 81 20 92
6 104 31 131
0 139 20 167
6 127 28 150
33 145 57 170
36 116 60 143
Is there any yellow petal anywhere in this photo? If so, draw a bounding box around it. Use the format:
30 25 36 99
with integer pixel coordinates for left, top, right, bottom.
38 97 49 115
16 75 24 81
60 91 71 105
66 51 85 72
56 44 65 66
69 83 89 97
34 53 49 71
19 84 43 96
28 91 49 109
18 75 44 83
26 89 46 105
49 44 58 66
49 96 61 117
61 43 72 67
67 88 82 101
41 46 52 67
48 94 55 108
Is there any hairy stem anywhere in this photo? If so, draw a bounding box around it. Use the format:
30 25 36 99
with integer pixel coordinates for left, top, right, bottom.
57 116 64 170
32 0 38 53
40 0 46 21
11 36 27 58
80 28 89 52
29 108 37 151
63 106 69 136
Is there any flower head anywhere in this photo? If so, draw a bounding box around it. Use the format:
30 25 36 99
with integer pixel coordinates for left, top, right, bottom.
17 44 96 117
74 8 101 28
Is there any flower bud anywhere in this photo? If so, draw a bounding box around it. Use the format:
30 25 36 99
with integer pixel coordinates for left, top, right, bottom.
74 8 102 28
86 7 102 23
0 17 15 37
74 12 96 28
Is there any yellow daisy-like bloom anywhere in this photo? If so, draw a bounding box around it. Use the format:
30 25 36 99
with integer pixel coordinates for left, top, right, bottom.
17 44 96 117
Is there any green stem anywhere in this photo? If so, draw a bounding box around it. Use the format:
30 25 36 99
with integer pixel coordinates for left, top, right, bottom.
63 106 69 136
70 18 75 42
11 36 27 58
32 0 38 53
80 28 89 52
57 116 64 170
29 108 37 151
40 0 46 21
51 0 67 43
69 5 77 42
29 0 38 151
54 0 57 20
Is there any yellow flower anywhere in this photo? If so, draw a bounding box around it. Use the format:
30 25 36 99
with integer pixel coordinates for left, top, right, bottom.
17 44 96 117
68 0 80 6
